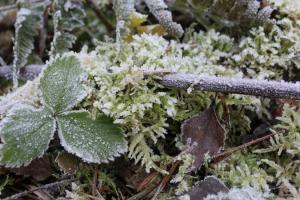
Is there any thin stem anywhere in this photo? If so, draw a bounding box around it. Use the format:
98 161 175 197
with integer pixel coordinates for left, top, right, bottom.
2 178 77 200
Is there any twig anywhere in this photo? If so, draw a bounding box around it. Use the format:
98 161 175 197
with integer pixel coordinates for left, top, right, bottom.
150 160 180 200
2 178 77 200
144 0 184 38
1 64 300 100
159 73 300 100
86 0 115 32
211 131 276 164
0 65 44 81
92 166 98 197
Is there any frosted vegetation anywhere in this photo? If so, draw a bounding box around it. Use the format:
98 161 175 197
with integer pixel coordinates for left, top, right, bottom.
0 0 299 199
0 55 127 167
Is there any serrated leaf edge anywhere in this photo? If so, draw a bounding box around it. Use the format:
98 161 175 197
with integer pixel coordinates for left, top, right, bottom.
0 104 56 168
39 54 88 114
56 110 128 164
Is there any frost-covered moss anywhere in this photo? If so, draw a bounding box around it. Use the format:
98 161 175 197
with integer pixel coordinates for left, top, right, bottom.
204 186 273 200
212 104 300 198
212 151 273 193
2 4 300 196
72 15 300 194
255 105 300 198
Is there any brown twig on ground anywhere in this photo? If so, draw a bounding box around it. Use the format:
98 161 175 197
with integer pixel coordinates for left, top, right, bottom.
86 0 115 32
2 178 77 200
211 131 276 164
150 160 180 200
1 64 300 100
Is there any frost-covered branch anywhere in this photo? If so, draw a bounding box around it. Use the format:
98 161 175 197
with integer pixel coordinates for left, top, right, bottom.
159 73 300 100
1 65 300 100
144 0 183 38
0 65 43 81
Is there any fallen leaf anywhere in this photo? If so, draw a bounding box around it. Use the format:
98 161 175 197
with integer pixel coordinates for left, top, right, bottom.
181 106 225 169
9 157 51 181
55 152 80 175
168 176 229 200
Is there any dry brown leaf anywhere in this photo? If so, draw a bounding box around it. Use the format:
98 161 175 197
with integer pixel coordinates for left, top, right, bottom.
181 106 225 169
9 157 51 181
168 176 229 200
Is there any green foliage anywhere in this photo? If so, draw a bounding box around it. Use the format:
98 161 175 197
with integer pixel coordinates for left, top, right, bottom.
58 111 127 163
12 1 48 87
0 55 127 167
49 0 86 56
172 0 274 30
0 105 55 167
40 54 87 114
1 1 300 198
253 105 300 198
212 151 273 193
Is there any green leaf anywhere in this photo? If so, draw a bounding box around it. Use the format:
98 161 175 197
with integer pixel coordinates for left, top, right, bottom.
12 2 49 88
49 0 86 56
57 111 127 163
0 105 55 167
40 56 87 114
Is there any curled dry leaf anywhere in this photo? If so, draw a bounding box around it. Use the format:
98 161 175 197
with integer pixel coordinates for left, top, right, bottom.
181 106 225 169
168 176 229 200
9 157 51 181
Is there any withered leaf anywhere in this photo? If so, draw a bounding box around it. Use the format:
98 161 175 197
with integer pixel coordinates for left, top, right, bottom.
181 106 225 169
9 157 51 181
55 152 80 175
168 176 229 200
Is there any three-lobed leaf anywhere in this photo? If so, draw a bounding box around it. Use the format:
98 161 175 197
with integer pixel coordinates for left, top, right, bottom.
0 55 127 167
57 111 128 163
40 56 87 114
0 105 55 167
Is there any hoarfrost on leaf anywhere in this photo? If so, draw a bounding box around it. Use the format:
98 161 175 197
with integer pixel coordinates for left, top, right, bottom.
0 105 55 167
12 2 48 88
57 111 127 163
40 56 87 114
